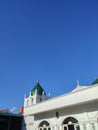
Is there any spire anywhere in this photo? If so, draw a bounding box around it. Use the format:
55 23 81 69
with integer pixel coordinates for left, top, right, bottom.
76 80 80 86
24 94 26 98
36 80 39 83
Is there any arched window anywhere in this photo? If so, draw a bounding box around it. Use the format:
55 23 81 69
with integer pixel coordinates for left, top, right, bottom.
62 117 80 130
38 121 51 130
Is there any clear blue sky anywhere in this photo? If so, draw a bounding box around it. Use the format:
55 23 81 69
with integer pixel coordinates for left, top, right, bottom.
0 0 98 112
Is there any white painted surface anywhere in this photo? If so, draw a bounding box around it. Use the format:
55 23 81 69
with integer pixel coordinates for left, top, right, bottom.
23 84 98 130
24 85 98 115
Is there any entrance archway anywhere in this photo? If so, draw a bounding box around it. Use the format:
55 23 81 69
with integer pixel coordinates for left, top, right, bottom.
38 121 51 130
62 117 80 130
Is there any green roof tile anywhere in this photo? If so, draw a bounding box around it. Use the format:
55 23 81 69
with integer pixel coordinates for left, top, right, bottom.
31 80 45 96
0 112 23 117
92 78 98 85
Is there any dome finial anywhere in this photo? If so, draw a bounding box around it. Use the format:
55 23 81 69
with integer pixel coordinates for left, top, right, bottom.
36 80 39 83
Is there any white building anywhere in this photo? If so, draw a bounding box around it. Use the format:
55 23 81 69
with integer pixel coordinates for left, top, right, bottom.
22 79 98 130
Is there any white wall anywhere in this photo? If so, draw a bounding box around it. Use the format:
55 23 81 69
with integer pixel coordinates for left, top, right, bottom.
23 101 98 130
24 85 98 116
23 85 98 130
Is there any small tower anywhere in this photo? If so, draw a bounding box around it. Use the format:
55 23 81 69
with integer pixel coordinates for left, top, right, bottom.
24 80 49 107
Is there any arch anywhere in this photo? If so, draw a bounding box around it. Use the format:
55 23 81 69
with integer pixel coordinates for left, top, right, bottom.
63 117 78 124
62 117 80 130
39 121 50 127
38 120 51 130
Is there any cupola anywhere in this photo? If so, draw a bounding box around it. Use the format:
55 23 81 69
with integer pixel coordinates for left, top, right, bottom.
31 80 46 96
24 80 50 107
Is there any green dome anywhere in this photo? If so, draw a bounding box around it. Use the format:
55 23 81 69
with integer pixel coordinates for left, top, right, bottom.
31 80 45 96
92 78 98 85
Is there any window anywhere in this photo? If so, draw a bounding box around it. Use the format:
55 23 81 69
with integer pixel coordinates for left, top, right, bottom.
31 98 33 104
40 98 42 102
91 123 96 130
83 124 87 130
27 100 29 106
63 117 80 130
39 121 51 130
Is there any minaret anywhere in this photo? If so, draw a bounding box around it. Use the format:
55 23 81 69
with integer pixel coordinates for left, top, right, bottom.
24 80 48 107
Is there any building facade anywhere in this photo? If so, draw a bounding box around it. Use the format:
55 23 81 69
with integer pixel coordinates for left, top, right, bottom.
22 79 98 130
